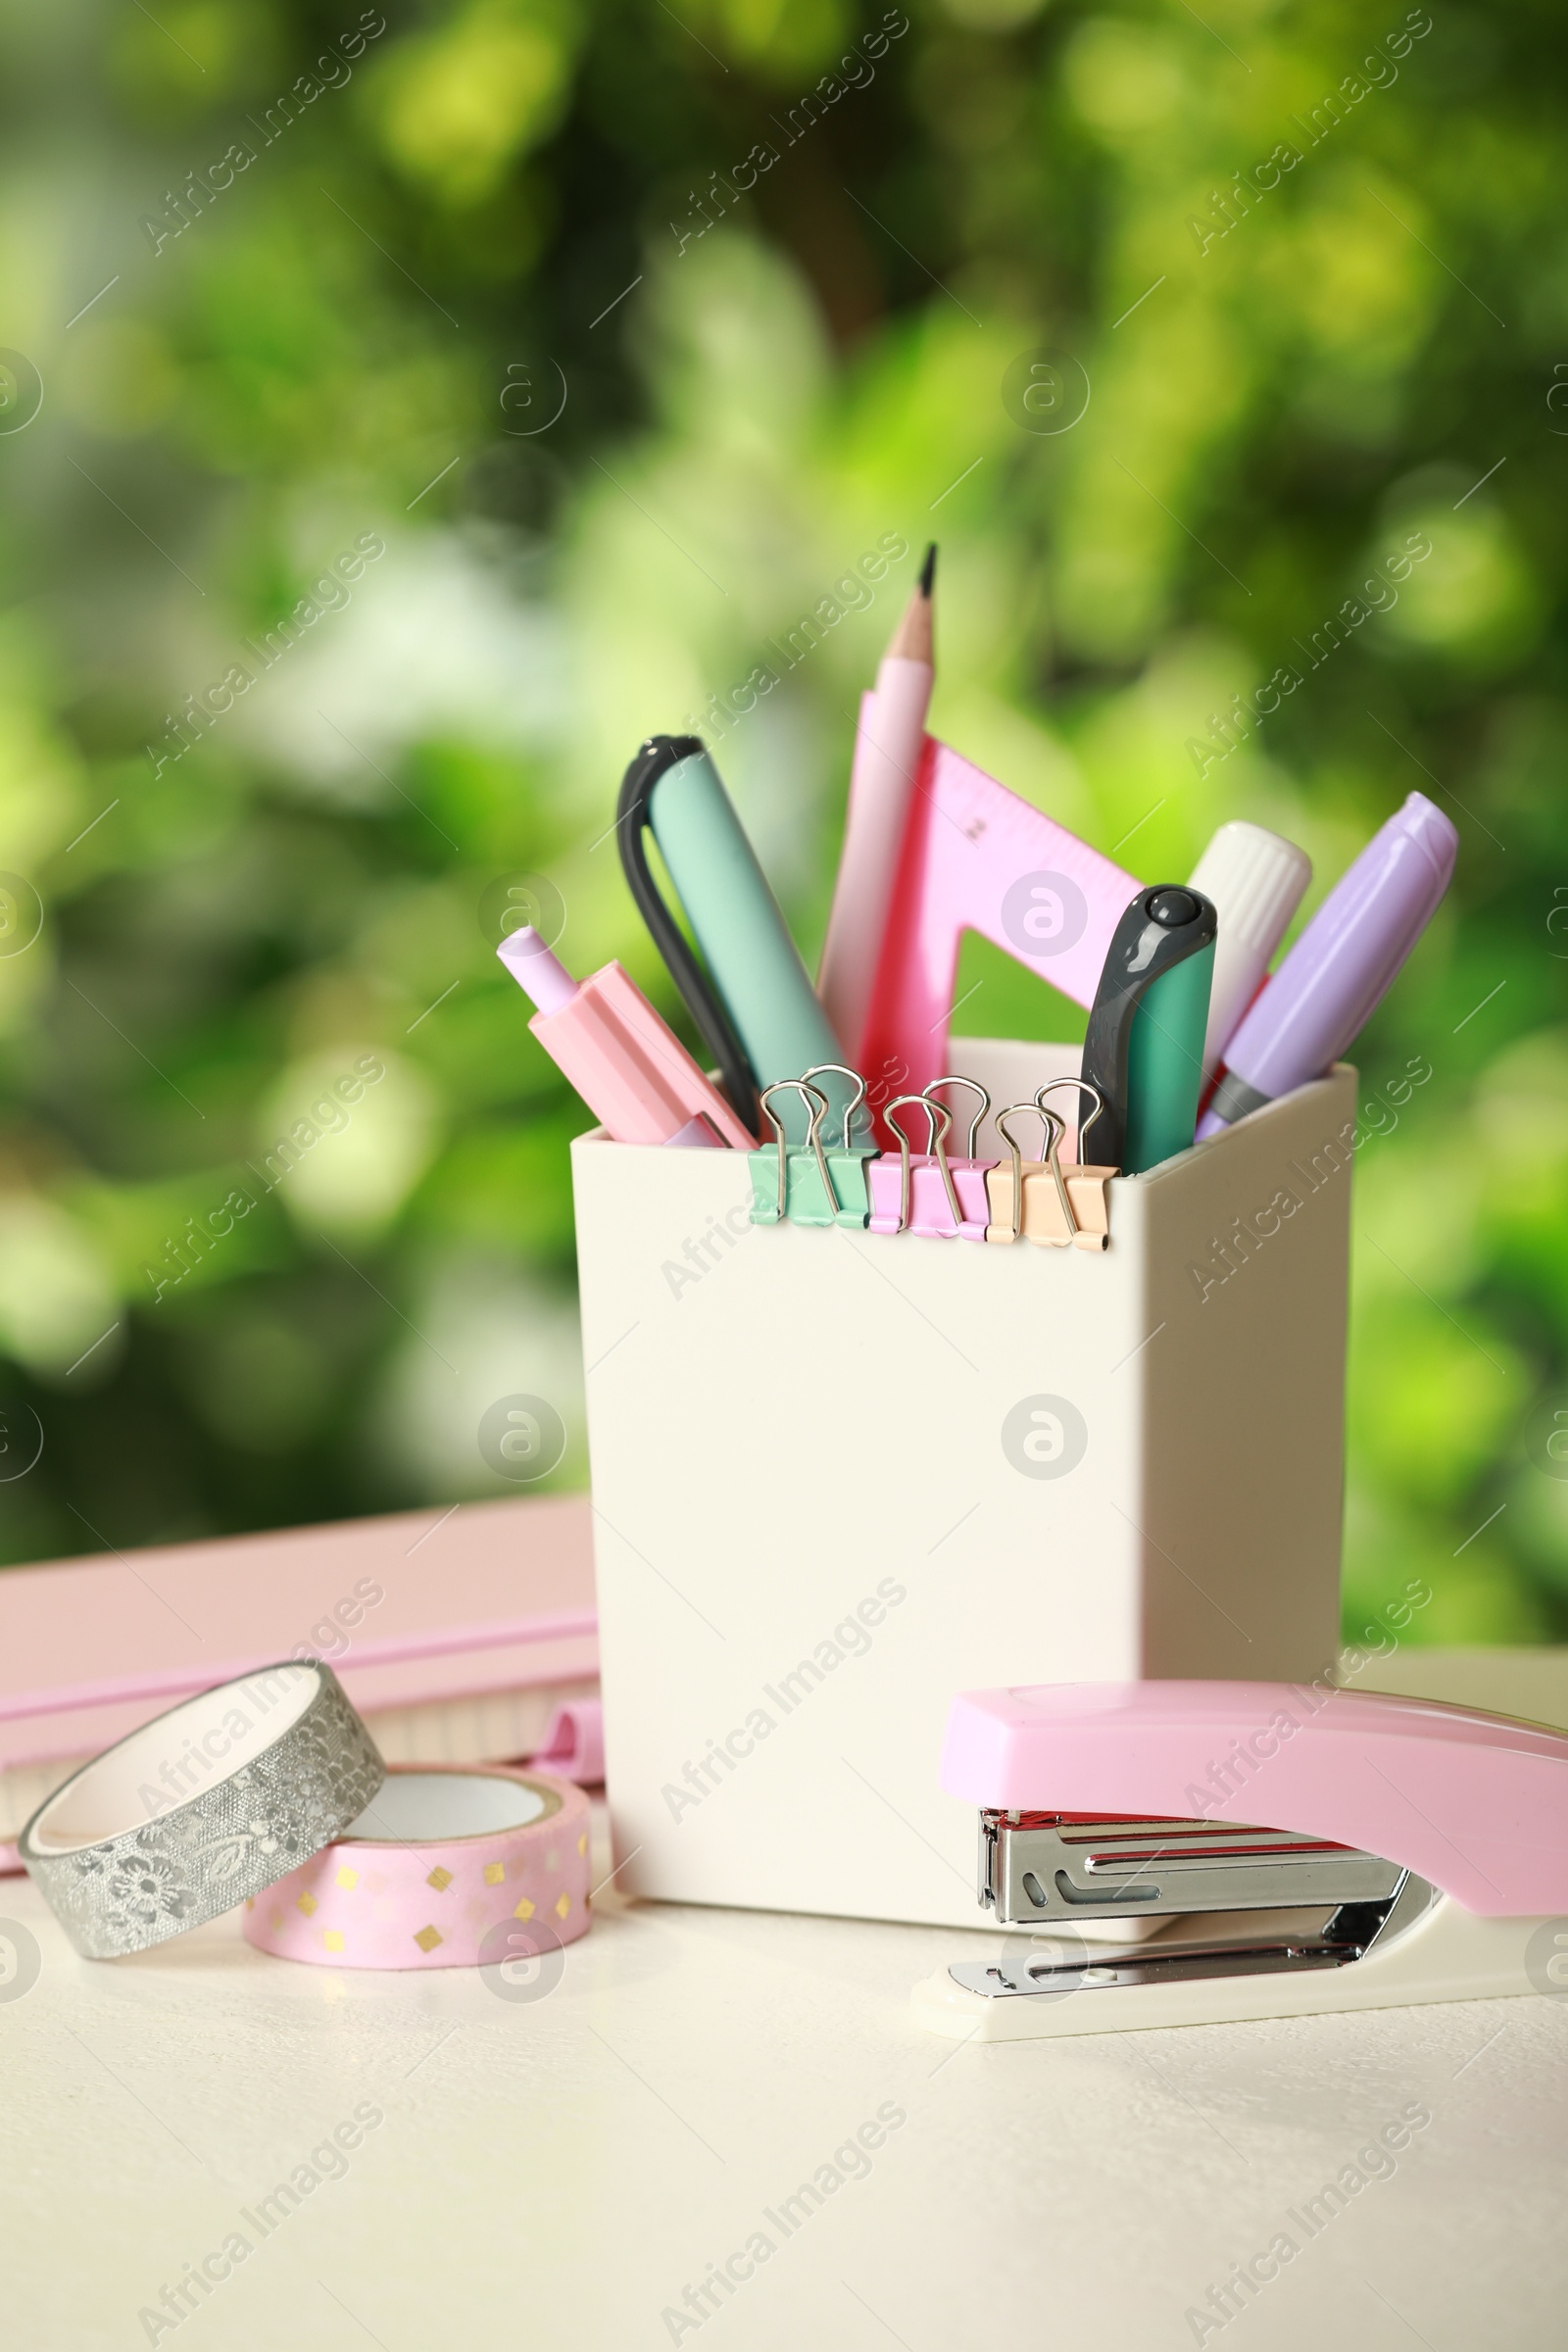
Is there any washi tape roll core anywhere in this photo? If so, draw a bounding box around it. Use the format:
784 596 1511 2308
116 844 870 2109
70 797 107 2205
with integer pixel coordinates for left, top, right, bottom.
21 1661 384 1959
242 1762 592 1971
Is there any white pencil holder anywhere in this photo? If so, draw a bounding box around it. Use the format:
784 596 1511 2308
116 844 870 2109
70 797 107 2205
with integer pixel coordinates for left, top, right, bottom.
572 1039 1357 1931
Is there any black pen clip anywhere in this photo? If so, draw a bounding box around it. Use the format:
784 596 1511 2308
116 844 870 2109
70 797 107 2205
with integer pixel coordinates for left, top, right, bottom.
614 736 760 1135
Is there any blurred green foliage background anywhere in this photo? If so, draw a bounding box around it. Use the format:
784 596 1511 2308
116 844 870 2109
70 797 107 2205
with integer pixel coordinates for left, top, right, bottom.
0 0 1563 1643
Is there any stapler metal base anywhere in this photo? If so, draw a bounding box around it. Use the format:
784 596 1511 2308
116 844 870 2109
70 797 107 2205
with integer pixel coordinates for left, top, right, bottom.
913 1890 1555 2039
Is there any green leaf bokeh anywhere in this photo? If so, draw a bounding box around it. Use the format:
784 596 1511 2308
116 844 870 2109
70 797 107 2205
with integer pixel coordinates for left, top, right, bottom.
1 0 1563 1645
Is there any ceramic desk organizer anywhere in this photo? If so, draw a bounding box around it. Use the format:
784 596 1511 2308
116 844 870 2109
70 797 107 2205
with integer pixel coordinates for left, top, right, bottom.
914 1681 1568 2036
573 1035 1362 1932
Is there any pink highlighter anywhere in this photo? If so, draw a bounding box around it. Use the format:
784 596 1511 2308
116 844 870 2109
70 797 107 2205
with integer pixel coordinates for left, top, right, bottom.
498 928 755 1149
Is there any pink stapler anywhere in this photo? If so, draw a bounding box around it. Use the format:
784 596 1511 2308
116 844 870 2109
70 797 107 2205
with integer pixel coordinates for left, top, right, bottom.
914 1682 1568 2040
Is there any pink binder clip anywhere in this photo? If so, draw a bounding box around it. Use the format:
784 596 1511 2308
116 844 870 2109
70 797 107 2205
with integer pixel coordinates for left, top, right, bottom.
915 1680 1568 2040
868 1095 964 1237
923 1074 993 1242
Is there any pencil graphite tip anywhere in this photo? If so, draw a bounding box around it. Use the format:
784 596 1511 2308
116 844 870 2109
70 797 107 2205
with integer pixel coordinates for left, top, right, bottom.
886 546 936 665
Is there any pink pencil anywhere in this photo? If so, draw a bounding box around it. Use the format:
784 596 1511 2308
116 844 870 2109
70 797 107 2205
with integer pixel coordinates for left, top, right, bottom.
817 544 936 1066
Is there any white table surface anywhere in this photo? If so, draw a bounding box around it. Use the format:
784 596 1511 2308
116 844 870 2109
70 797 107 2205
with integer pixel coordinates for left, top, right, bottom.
7 1650 1568 2349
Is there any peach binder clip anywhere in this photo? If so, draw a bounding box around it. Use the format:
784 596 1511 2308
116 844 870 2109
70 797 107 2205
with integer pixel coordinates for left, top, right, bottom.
915 1681 1568 2040
984 1102 1069 1245
867 1094 962 1237
1027 1077 1116 1252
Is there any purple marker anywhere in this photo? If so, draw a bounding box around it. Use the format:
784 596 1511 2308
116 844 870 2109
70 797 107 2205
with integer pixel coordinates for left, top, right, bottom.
1198 791 1457 1136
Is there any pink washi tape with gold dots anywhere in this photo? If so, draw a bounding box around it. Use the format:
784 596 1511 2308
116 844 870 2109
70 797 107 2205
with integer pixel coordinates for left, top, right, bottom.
242 1762 591 1971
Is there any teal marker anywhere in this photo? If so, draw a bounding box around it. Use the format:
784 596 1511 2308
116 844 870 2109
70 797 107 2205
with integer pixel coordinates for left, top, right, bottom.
617 737 864 1146
1080 886 1217 1174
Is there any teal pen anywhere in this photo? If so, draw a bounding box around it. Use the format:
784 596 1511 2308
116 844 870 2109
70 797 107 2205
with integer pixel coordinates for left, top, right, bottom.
617 737 864 1145
1079 885 1217 1174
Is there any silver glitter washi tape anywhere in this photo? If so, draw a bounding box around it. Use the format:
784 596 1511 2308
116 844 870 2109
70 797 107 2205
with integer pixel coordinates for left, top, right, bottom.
21 1661 386 1958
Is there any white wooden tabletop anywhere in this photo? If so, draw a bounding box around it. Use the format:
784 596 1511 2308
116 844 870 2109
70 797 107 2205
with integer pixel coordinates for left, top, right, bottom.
6 1783 1566 2352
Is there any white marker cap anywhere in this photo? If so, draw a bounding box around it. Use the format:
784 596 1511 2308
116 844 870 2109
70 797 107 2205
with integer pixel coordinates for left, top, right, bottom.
1188 821 1312 1081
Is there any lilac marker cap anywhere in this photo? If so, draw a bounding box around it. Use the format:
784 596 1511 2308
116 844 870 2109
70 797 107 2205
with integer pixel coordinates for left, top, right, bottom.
1199 791 1457 1134
498 925 578 1016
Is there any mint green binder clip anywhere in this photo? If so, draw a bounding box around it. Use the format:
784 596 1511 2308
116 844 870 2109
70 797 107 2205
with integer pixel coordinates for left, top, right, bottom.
750 1079 839 1228
802 1061 874 1230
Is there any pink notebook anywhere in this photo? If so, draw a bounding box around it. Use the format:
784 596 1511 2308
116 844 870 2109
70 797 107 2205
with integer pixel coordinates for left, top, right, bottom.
0 1492 598 1867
